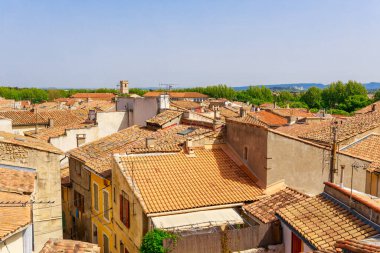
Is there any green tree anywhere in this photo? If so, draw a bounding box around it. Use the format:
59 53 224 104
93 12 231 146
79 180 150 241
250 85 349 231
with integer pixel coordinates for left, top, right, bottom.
140 229 177 253
301 87 322 109
374 90 380 101
337 95 370 112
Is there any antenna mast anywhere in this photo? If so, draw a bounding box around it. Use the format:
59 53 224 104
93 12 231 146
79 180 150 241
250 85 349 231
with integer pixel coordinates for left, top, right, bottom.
329 120 338 183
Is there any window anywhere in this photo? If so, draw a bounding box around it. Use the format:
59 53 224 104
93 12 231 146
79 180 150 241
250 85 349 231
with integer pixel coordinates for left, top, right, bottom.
103 234 109 253
103 191 110 220
74 190 84 213
243 147 248 161
92 224 98 244
291 232 302 253
114 234 117 249
120 191 130 228
113 187 116 203
120 242 124 253
76 134 86 147
93 183 99 211
75 161 81 176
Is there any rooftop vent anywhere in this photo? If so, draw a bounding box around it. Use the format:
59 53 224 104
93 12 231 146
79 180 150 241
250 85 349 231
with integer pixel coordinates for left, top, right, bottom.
14 137 26 142
177 127 196 136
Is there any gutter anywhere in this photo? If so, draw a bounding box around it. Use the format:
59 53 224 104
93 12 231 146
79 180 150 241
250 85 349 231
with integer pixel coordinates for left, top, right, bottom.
147 202 244 217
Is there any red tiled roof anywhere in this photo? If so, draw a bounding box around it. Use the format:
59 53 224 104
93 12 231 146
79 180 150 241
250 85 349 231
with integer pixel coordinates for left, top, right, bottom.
244 187 309 224
71 93 116 99
271 108 315 118
117 147 263 214
0 167 35 194
227 111 288 128
40 239 100 253
336 239 380 253
146 110 183 127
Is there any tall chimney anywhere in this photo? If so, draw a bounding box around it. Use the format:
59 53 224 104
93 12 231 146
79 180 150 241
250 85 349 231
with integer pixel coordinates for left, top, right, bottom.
372 103 377 112
185 138 195 156
48 118 54 128
146 138 156 148
239 107 247 117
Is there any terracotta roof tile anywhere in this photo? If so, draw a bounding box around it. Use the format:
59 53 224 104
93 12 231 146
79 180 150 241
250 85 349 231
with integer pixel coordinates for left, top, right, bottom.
276 193 379 252
219 107 239 118
40 239 100 253
336 239 380 253
0 167 35 194
244 187 309 224
117 147 263 214
299 112 380 145
0 191 31 240
24 123 95 141
68 126 153 176
226 111 288 128
144 91 208 98
0 131 63 154
275 121 333 138
355 101 380 114
170 101 202 110
271 108 315 118
341 134 380 171
61 166 70 186
146 110 183 127
70 93 116 100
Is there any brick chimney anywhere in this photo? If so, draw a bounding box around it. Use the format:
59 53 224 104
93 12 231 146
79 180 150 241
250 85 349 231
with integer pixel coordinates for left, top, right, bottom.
372 103 377 112
239 107 247 117
48 118 54 128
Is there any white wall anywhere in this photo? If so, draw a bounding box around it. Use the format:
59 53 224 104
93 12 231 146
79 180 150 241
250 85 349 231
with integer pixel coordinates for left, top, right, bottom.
97 111 129 137
0 225 31 253
281 222 292 253
0 118 12 133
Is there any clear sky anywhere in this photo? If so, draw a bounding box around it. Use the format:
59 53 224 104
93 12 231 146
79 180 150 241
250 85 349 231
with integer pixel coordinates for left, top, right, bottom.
1 0 380 89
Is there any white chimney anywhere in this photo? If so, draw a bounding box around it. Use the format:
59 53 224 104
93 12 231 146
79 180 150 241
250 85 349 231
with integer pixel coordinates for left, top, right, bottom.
159 94 170 111
146 138 156 148
185 138 195 155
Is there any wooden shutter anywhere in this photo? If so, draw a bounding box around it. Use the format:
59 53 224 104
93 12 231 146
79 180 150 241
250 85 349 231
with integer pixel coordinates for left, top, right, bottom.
126 198 130 228
119 195 123 223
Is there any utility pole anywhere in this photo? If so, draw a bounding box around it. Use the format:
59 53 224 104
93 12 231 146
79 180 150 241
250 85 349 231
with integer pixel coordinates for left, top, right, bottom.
329 121 338 183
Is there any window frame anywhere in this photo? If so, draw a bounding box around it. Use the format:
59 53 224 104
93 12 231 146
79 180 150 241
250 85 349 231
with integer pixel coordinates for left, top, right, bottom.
103 233 110 253
93 182 99 212
92 223 98 244
119 191 130 228
103 189 110 221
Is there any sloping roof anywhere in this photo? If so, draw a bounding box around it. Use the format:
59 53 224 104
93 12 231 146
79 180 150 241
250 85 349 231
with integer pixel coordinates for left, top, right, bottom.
271 108 315 118
275 121 332 138
117 147 263 214
336 239 380 253
355 101 380 114
0 131 63 154
0 167 35 194
276 193 379 252
299 111 380 145
61 166 70 186
341 134 380 171
146 110 183 127
170 100 202 109
40 239 100 253
144 91 208 98
244 187 309 224
219 107 239 118
0 191 31 240
70 93 116 100
226 111 288 128
67 126 153 177
24 123 95 141
0 110 83 127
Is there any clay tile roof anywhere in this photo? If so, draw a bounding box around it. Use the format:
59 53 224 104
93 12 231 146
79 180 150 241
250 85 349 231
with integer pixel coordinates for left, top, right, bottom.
355 101 380 114
146 110 183 126
219 107 239 118
341 134 380 171
275 121 333 138
271 108 315 118
0 110 84 127
276 193 379 252
61 167 70 186
24 123 95 141
67 126 153 177
0 167 35 194
0 131 63 154
144 91 208 98
336 239 380 253
226 111 288 128
299 111 380 145
0 191 31 240
170 100 202 109
70 93 116 100
40 238 100 253
243 187 309 224
117 147 263 214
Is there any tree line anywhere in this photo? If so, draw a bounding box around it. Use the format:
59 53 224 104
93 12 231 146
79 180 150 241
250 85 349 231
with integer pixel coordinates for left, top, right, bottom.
0 81 379 114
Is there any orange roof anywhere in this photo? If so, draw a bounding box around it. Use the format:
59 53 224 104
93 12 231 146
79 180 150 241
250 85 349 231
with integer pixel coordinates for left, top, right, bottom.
336 239 380 253
146 110 183 127
276 186 379 252
0 167 35 194
244 187 309 224
144 91 208 98
61 167 70 186
0 131 63 154
355 101 380 114
170 100 202 109
40 239 100 253
0 191 31 240
227 111 288 128
271 108 315 118
71 93 116 99
275 121 332 138
24 123 95 141
117 147 263 214
341 134 380 171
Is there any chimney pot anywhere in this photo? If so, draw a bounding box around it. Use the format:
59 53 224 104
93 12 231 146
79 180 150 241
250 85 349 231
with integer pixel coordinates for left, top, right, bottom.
185 138 195 155
239 107 247 117
372 103 377 112
48 118 54 128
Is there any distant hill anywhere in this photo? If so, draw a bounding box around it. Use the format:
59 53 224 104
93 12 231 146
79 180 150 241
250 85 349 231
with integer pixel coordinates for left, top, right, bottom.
364 82 380 90
233 83 326 91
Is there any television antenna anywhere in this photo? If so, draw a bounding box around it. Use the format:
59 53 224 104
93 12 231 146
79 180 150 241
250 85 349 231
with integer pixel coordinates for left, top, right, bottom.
158 83 176 94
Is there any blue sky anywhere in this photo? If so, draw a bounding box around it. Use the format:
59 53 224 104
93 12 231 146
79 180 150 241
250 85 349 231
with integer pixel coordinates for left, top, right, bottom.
1 0 380 88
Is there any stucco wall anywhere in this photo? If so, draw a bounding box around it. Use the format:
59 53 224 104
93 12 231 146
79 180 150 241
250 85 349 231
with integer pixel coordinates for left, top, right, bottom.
267 131 369 195
226 123 268 187
97 111 129 138
0 229 25 253
112 157 147 253
0 118 12 133
116 97 159 127
50 126 99 153
0 144 62 252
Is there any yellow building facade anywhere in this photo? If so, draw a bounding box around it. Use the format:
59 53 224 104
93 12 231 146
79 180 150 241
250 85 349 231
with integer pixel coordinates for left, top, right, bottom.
91 172 116 253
